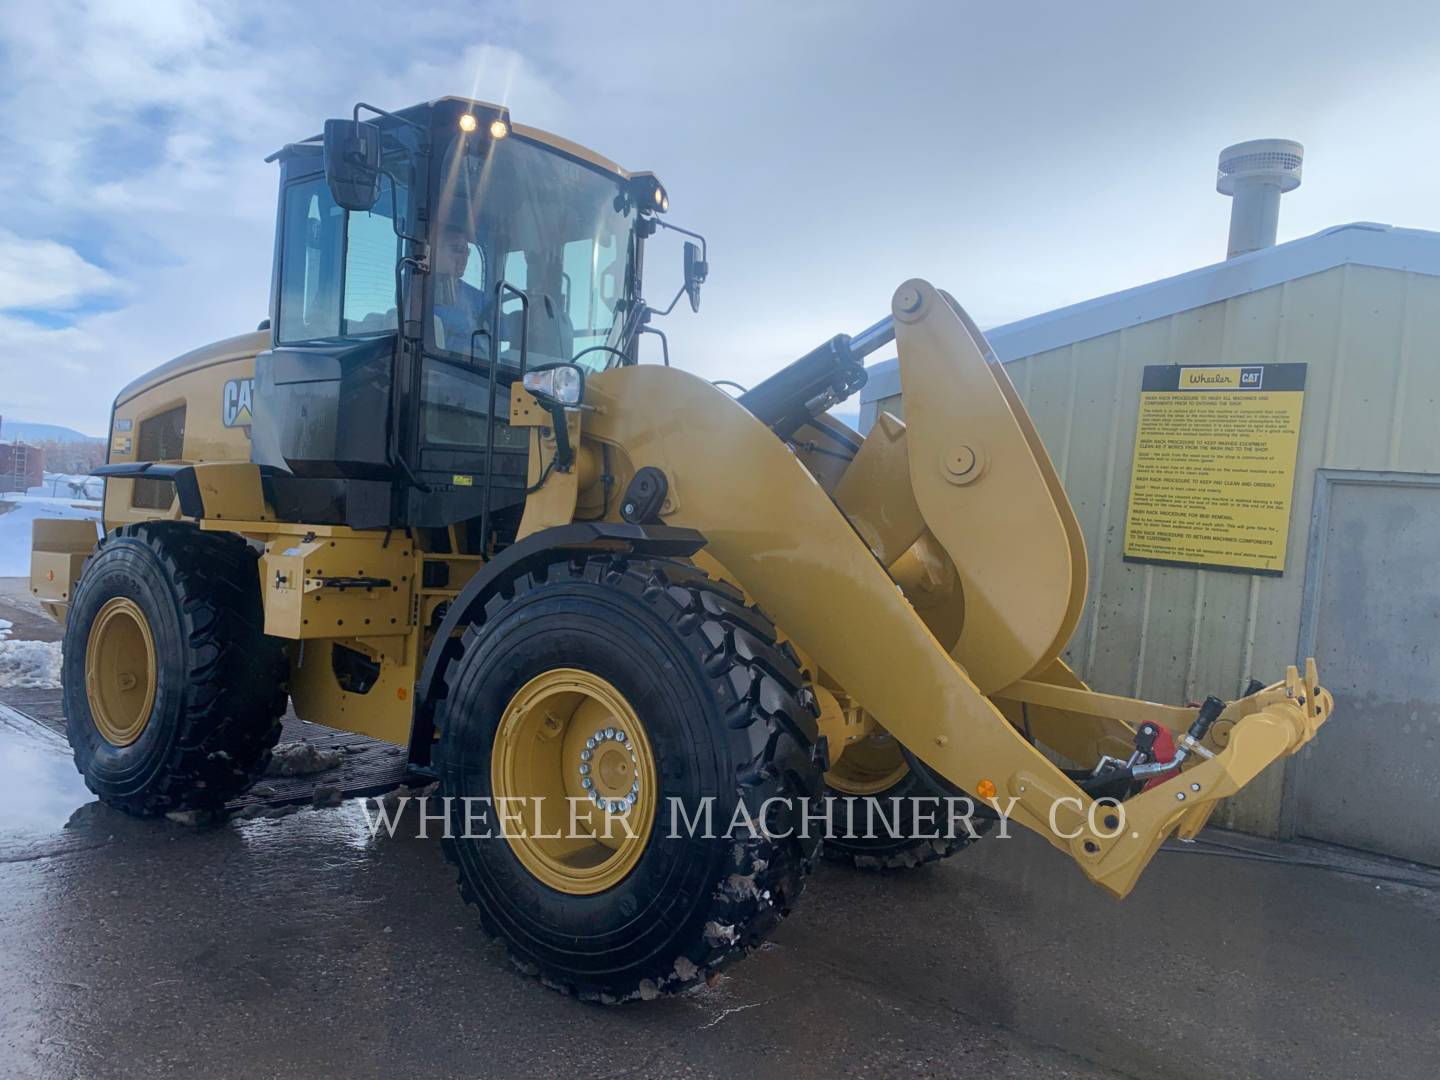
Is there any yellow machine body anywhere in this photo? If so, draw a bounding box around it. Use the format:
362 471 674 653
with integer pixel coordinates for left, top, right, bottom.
33 275 1334 899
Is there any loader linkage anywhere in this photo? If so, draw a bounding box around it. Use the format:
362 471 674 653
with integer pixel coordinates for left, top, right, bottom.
992 660 1333 895
573 276 1338 899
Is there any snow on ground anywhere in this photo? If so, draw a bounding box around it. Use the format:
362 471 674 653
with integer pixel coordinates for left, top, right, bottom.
0 492 101 578
0 481 89 687
0 618 61 688
0 639 62 688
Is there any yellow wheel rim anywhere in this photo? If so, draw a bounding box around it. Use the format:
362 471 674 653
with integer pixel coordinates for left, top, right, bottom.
85 597 158 748
491 668 658 895
825 731 910 796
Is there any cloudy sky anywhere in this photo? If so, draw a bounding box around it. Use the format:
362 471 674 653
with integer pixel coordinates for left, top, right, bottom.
2 0 1438 434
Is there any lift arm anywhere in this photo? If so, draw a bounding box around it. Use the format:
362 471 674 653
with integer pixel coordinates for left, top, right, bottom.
560 279 1334 897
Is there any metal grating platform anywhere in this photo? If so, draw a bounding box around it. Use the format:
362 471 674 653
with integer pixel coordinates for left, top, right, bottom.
0 687 412 810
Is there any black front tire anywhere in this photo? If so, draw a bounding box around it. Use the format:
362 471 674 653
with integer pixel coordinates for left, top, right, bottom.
63 523 288 816
436 553 822 1001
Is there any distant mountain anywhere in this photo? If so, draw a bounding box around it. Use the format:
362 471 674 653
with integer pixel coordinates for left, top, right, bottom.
0 420 101 444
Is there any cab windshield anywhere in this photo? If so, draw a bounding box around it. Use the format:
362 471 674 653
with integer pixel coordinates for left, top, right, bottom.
428 133 637 374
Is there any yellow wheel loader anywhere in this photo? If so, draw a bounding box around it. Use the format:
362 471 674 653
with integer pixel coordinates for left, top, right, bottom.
31 97 1335 1001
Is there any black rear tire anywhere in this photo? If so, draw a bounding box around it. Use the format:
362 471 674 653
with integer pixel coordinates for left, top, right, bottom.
436 553 822 1001
63 522 288 816
822 762 991 870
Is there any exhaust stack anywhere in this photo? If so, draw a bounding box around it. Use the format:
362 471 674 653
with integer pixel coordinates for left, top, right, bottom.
1217 139 1303 259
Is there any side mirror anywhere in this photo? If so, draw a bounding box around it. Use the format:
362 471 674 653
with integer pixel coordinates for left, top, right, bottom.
323 119 382 211
683 241 708 313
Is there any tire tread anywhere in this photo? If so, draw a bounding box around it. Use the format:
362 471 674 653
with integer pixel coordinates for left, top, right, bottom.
66 522 288 815
437 552 821 1001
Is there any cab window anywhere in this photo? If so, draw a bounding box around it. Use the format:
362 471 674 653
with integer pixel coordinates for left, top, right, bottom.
562 233 624 366
276 174 408 344
342 193 403 333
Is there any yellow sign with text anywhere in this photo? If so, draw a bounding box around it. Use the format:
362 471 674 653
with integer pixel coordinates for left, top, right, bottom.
1123 364 1306 574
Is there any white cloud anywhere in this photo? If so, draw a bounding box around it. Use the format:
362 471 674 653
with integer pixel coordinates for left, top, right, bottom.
1 0 1438 433
0 313 100 351
0 230 123 310
0 0 573 429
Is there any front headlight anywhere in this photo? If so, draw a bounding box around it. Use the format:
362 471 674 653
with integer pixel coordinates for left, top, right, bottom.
523 364 584 407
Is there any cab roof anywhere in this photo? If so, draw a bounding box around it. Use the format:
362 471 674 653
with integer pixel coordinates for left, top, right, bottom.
431 96 634 180
268 96 639 182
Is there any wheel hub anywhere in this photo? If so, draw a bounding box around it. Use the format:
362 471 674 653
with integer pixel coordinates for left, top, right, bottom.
578 725 641 813
84 596 158 748
825 731 910 796
491 669 657 895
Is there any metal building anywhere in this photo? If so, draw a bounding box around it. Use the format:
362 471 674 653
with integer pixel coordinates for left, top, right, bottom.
0 440 43 495
861 208 1440 858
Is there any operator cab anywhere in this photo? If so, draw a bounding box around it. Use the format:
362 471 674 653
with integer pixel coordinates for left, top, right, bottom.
251 97 675 545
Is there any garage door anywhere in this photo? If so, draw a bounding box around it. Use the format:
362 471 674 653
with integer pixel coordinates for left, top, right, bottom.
1291 472 1440 865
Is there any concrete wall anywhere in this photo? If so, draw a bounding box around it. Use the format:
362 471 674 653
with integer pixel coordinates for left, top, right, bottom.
870 263 1440 835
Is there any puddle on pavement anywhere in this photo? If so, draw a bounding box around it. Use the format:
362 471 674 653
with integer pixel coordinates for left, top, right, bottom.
233 797 406 854
0 712 96 839
0 709 433 856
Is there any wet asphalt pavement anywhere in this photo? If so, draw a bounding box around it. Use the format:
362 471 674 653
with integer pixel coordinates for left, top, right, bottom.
2 711 1438 1080
0 577 62 644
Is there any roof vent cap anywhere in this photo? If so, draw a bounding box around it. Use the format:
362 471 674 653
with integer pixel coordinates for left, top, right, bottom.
1216 139 1304 258
1217 138 1304 195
